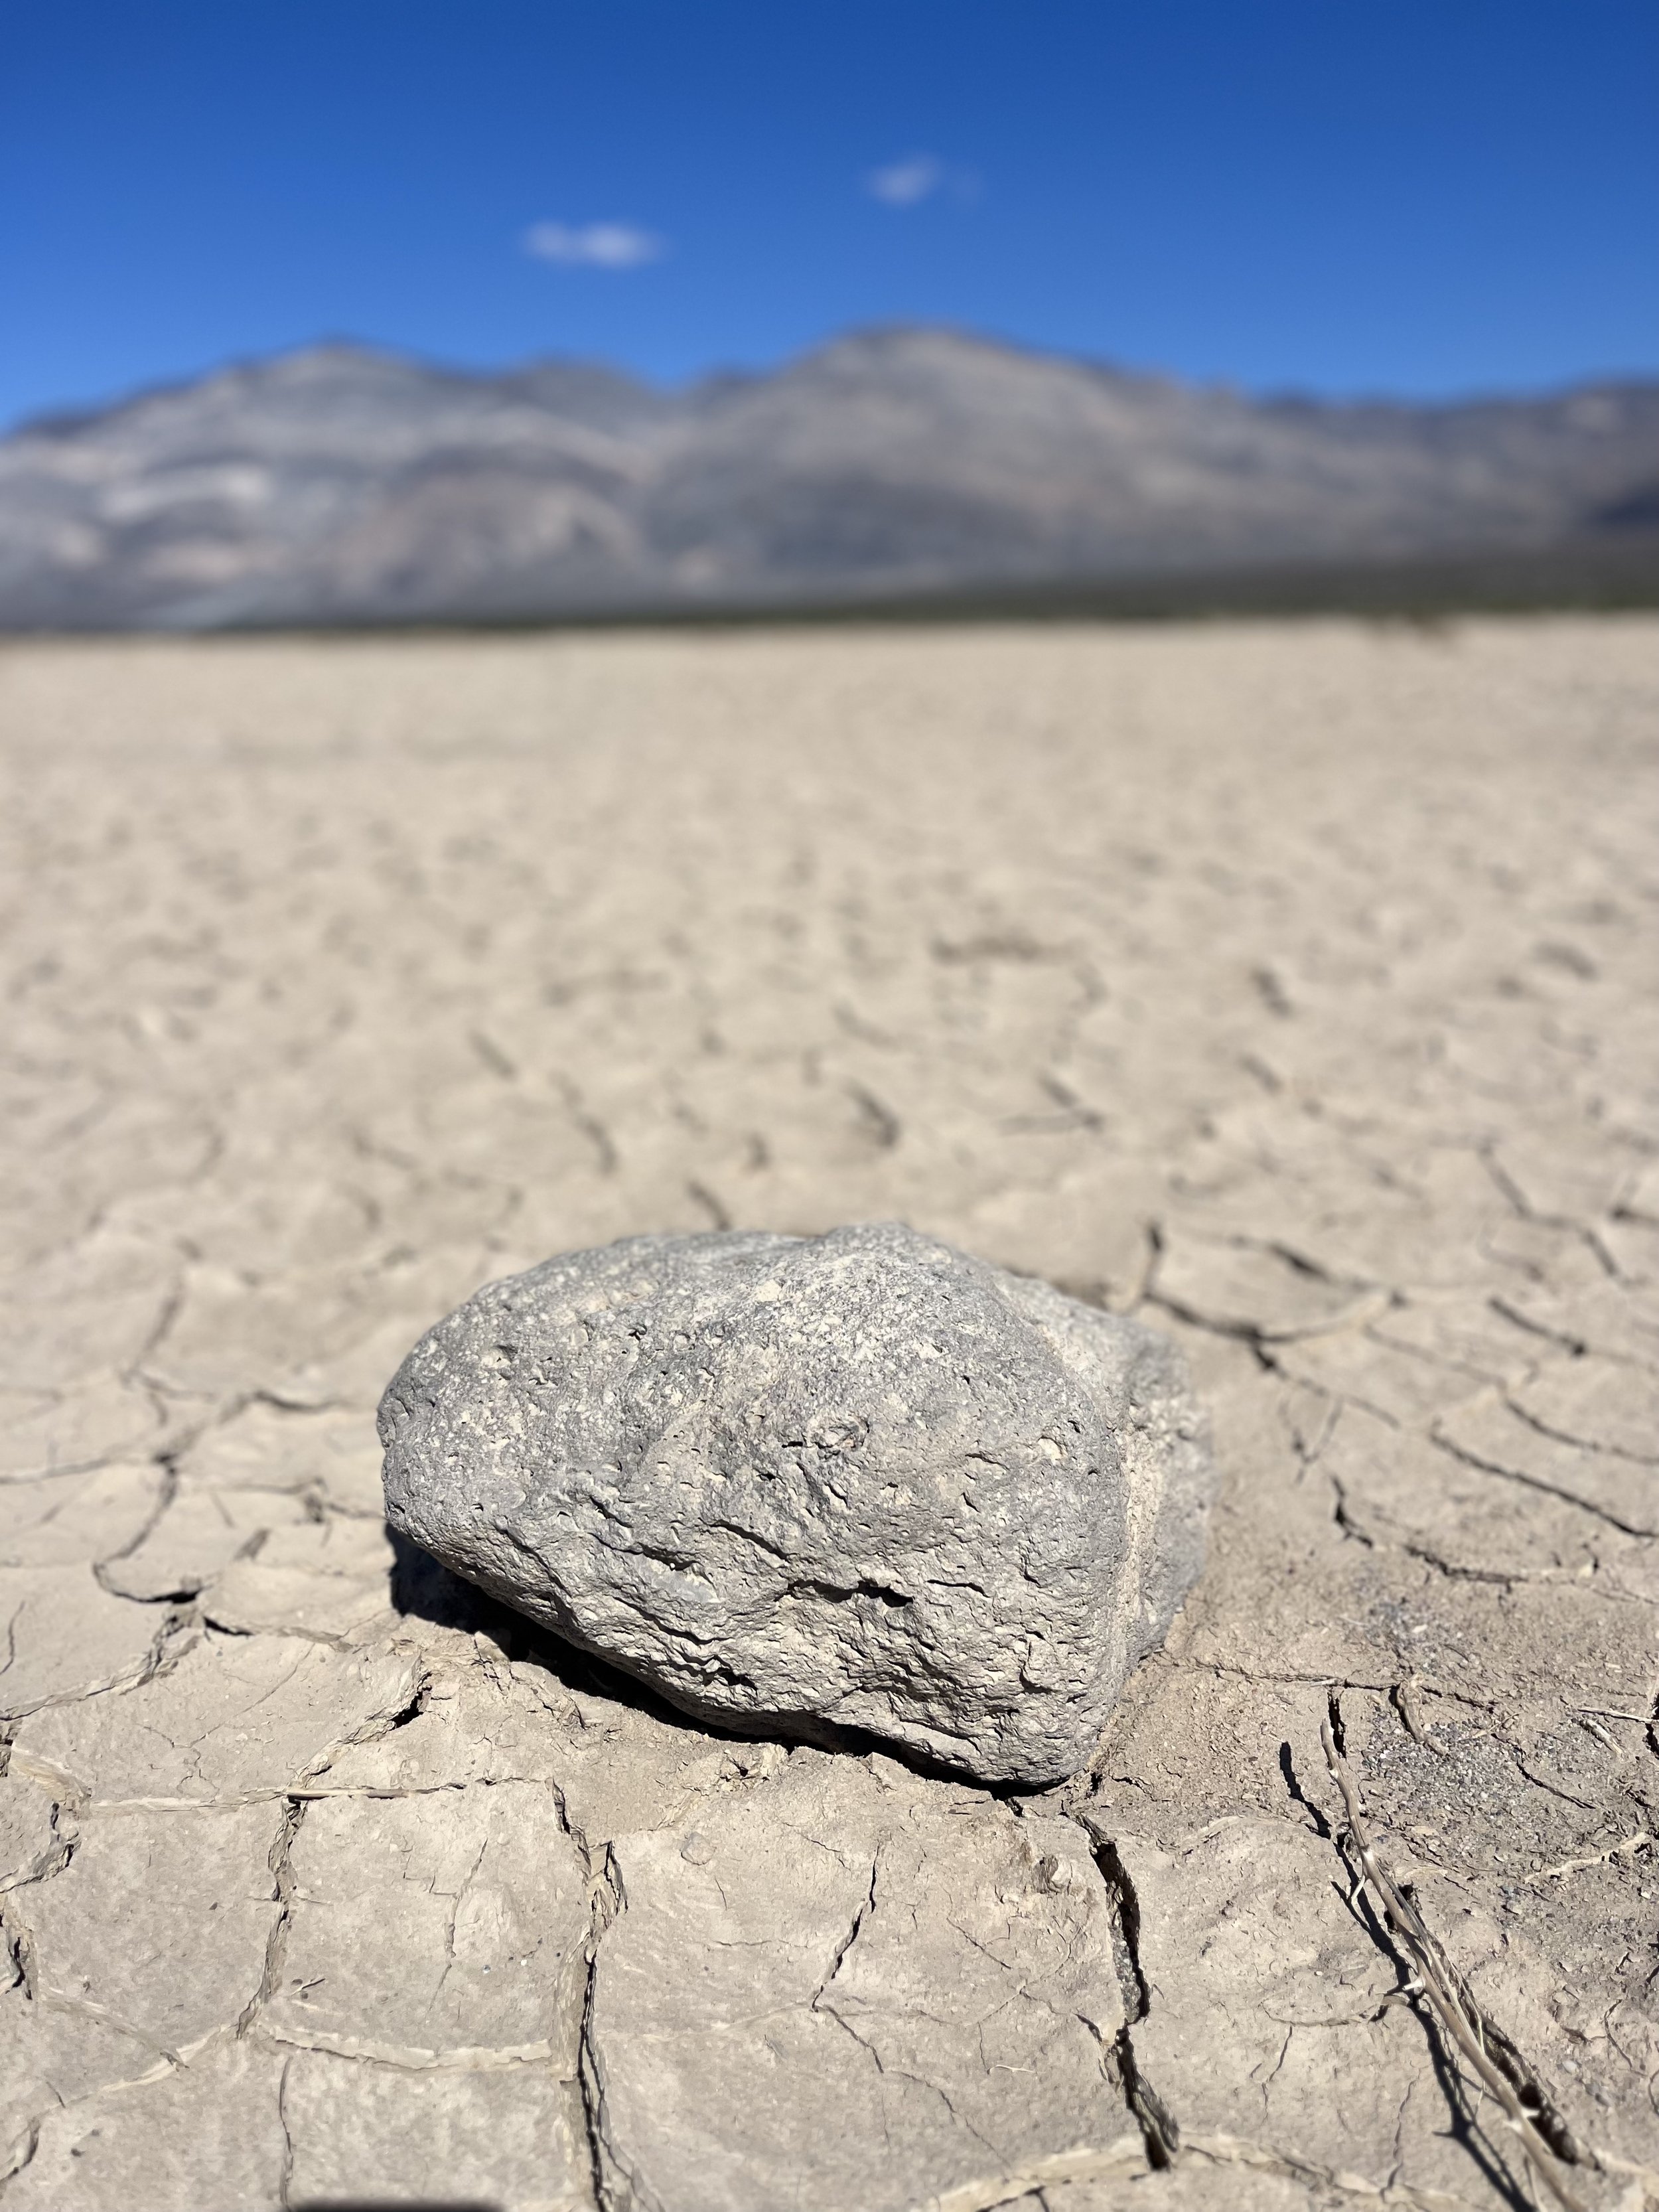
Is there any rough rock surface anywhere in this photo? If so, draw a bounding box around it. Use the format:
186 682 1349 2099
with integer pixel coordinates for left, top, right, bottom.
1 621 1657 2211
380 1222 1212 1785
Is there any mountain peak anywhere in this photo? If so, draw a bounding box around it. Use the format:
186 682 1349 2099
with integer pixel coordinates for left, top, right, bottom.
1 330 1655 628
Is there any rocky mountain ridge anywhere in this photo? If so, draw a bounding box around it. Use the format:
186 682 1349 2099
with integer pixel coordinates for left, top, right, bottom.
3 326 1656 627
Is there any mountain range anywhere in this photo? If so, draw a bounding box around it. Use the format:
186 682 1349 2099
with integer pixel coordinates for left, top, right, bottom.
3 327 1657 628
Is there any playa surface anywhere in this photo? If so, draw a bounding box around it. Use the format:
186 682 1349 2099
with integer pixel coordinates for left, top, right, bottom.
1 618 1656 2210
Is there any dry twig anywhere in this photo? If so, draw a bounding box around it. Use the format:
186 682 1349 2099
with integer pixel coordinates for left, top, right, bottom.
1319 1715 1590 2212
1528 1834 1654 1886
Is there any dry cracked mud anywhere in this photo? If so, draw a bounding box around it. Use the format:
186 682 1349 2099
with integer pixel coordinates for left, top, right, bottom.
1 617 1656 2212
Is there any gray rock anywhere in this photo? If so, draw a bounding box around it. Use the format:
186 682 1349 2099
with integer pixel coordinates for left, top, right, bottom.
380 1222 1212 1785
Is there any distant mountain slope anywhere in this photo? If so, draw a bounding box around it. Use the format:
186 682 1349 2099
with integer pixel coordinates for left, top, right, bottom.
3 328 1656 627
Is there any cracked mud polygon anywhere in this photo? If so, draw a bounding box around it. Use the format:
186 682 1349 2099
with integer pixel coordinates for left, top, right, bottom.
1 618 1656 2211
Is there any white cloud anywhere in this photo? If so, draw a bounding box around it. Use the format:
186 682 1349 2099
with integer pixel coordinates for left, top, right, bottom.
524 221 665 269
866 155 944 208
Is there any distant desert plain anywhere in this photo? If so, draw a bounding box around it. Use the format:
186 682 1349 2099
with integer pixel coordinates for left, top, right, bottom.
1 616 1656 2211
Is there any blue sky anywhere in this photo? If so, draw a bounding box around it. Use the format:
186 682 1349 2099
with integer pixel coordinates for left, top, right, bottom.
4 1 1656 428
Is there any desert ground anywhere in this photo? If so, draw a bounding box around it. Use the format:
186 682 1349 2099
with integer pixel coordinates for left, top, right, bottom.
1 616 1656 2212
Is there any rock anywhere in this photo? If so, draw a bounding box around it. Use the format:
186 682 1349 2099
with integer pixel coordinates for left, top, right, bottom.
380 1222 1212 1785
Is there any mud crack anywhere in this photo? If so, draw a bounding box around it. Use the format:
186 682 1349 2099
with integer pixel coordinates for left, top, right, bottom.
238 1794 306 2040
577 1845 648 2212
1069 1813 1181 2169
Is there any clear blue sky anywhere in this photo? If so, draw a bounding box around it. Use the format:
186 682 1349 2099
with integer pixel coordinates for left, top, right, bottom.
4 1 1656 428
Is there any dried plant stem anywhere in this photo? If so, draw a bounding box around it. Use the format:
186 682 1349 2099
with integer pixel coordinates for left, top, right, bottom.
1319 1717 1589 2212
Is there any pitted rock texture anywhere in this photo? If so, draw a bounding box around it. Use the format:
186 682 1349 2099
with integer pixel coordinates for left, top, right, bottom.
380 1222 1212 1785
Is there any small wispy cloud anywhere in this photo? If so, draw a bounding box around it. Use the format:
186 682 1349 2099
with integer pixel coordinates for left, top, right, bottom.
866 154 946 208
524 220 665 269
864 155 981 209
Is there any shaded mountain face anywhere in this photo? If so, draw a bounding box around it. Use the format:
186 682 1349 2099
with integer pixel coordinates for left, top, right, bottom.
3 328 1657 627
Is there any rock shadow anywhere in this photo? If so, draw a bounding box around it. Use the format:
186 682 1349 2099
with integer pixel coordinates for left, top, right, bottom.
384 1525 1039 1797
291 2201 498 2212
386 1522 781 1743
